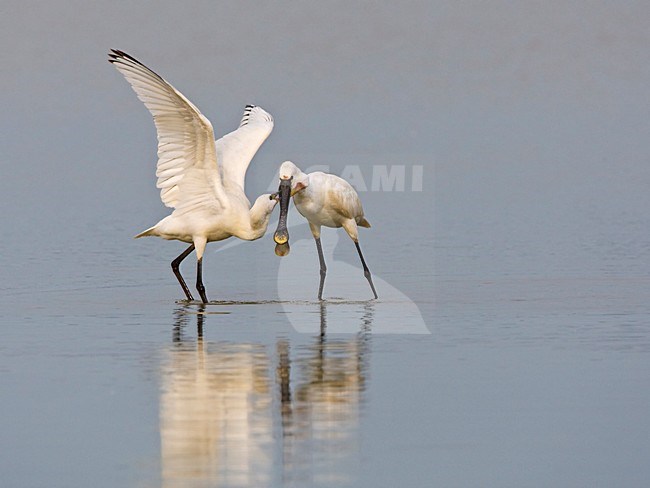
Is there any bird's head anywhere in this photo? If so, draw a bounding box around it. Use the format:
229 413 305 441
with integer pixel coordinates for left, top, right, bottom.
249 193 278 232
256 193 279 213
279 161 309 195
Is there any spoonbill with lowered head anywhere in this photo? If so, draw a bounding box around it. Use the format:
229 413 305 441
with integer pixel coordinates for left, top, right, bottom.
273 161 378 300
109 50 277 303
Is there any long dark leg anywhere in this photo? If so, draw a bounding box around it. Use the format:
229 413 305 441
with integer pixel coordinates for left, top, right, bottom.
315 237 327 300
354 241 378 299
171 244 195 301
196 304 205 338
196 257 208 304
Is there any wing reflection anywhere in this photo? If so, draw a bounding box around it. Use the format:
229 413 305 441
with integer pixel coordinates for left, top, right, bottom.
161 306 272 487
160 303 373 487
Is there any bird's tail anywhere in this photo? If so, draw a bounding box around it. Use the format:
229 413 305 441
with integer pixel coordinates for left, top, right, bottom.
358 217 371 228
134 226 157 238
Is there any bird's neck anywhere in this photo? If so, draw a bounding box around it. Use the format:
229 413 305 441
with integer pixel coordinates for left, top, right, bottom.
244 200 274 240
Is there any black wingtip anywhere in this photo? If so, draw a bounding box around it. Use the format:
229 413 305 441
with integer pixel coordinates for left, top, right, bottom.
112 49 132 60
107 49 165 81
108 49 141 64
239 105 256 126
108 49 126 63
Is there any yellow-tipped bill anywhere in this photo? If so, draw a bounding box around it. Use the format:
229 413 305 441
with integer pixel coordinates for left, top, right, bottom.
274 233 288 245
273 177 292 249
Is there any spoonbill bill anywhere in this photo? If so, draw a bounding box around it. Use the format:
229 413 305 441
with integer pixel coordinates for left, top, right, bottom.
273 161 378 300
109 50 277 303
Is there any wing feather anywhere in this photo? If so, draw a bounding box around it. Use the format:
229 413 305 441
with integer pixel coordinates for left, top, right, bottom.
216 105 274 191
109 50 226 209
327 176 365 221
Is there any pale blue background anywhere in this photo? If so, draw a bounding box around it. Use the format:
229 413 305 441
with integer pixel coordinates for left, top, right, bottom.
2 2 650 487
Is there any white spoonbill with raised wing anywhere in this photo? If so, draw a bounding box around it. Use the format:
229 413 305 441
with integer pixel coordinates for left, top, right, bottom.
109 50 277 303
273 161 378 300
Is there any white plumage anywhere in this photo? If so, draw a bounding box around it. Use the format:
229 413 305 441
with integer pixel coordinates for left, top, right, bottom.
274 161 377 300
109 50 277 303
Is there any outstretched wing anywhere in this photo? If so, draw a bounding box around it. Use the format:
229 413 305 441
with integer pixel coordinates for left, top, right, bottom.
109 50 226 209
216 105 274 191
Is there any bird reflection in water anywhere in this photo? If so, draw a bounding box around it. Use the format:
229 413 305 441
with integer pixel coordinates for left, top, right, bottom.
278 302 373 487
161 306 272 487
160 302 373 487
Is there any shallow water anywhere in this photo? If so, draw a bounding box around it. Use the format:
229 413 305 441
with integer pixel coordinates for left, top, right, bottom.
2 177 650 487
3 3 650 486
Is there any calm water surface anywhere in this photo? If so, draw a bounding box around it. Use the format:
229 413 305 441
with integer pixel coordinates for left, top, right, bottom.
1 165 649 487
3 4 650 483
0 4 650 488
